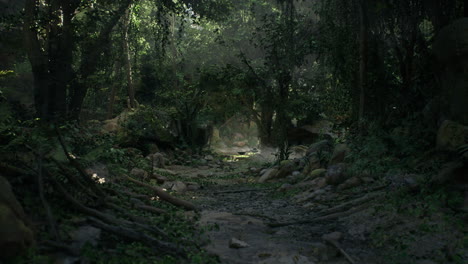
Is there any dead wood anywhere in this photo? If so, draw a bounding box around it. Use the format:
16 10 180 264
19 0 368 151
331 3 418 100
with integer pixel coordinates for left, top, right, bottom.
213 188 274 194
324 239 357 264
53 178 169 238
135 204 167 214
315 192 383 216
125 176 198 211
88 217 185 258
268 193 383 227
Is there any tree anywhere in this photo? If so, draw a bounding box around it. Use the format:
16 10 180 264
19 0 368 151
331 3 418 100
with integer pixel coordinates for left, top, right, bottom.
23 0 133 121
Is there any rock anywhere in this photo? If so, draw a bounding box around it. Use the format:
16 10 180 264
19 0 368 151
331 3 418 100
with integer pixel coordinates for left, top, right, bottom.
204 155 214 161
295 177 327 190
432 161 465 184
153 168 177 176
130 168 148 179
329 143 350 165
311 242 338 261
258 168 279 183
295 189 327 203
278 183 293 192
276 161 296 179
233 141 247 147
171 181 187 193
0 176 34 259
436 120 468 151
149 174 168 184
322 232 343 243
101 119 121 134
325 163 347 185
337 176 362 191
186 182 201 191
250 167 260 173
306 139 332 156
70 225 101 249
306 168 327 180
302 155 321 175
147 153 166 169
229 238 249 249
147 143 159 154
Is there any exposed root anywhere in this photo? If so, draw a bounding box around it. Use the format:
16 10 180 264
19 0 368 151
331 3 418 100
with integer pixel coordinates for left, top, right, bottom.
125 176 198 211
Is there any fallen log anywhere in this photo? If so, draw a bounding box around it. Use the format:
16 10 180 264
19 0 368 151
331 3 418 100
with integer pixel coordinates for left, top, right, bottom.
125 176 198 211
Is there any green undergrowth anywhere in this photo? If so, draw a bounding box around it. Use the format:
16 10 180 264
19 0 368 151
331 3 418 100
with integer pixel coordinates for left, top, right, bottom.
1 121 220 264
369 187 467 264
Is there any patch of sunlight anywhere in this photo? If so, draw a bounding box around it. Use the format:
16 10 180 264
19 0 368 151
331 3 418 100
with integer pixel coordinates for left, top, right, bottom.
91 173 106 184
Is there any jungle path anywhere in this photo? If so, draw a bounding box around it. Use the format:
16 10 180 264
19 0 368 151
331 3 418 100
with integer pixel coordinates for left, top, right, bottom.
167 156 379 264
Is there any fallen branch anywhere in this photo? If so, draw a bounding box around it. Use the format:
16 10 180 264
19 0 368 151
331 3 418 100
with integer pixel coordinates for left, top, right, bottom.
135 204 166 215
315 192 383 217
213 188 273 195
268 201 374 228
88 217 185 258
125 176 198 211
325 240 356 264
53 178 169 238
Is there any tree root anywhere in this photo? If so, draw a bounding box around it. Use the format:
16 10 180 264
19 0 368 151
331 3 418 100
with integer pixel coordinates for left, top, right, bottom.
268 192 383 227
53 178 169 239
214 188 274 194
125 176 198 211
88 217 185 258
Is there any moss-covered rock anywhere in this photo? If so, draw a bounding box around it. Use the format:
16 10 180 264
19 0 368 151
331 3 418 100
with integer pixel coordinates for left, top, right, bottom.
0 176 33 260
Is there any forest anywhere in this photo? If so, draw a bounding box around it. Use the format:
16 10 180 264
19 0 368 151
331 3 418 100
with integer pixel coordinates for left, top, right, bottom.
0 0 467 263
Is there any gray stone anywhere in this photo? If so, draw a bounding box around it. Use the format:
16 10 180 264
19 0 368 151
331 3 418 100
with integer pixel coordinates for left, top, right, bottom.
258 168 279 183
325 163 348 185
0 176 34 258
229 238 249 249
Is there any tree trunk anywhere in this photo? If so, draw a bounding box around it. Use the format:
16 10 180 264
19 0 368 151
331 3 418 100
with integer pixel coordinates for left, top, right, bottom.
107 59 122 119
358 0 368 124
123 6 136 109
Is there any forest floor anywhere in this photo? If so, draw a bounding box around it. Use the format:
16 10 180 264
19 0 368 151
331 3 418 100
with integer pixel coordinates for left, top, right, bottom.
165 153 467 264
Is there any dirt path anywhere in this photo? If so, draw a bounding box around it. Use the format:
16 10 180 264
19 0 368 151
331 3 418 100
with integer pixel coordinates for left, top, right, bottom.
168 159 375 264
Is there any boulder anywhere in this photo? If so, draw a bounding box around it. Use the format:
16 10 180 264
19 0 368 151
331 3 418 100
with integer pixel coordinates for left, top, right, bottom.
306 139 331 156
258 168 279 183
436 120 468 151
325 163 348 185
147 153 166 169
306 168 327 180
172 181 187 193
302 155 321 175
204 155 214 161
229 238 249 249
130 168 148 179
329 144 350 165
0 176 34 259
337 176 362 191
276 161 296 179
433 18 468 124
